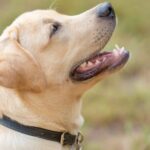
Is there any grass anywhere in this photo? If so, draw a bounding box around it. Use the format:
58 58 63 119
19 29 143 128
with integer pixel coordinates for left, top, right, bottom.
0 0 150 149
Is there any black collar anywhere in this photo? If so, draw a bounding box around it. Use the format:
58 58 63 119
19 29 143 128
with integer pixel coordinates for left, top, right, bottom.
0 115 83 146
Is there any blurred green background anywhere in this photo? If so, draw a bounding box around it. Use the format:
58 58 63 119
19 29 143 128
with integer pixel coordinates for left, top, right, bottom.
0 0 149 149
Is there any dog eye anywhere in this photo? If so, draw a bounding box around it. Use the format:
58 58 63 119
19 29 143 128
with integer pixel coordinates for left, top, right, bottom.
50 23 61 37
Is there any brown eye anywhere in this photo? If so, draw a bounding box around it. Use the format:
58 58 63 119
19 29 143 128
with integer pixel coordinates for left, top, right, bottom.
50 23 61 37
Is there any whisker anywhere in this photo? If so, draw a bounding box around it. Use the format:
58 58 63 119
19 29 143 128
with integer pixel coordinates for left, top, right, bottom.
49 0 59 9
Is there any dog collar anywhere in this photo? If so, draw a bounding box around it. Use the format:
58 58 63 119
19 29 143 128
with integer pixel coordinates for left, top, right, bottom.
0 115 84 147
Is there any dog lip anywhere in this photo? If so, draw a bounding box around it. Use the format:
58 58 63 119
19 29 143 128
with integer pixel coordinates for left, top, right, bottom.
70 47 130 81
108 50 129 71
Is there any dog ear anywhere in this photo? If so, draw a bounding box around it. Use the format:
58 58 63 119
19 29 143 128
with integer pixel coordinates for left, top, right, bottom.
0 27 47 92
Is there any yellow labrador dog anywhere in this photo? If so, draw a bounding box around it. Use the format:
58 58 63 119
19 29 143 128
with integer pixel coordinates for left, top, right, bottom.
0 2 129 150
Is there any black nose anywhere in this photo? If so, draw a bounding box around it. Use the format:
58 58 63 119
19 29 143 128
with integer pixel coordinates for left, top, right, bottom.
97 2 115 18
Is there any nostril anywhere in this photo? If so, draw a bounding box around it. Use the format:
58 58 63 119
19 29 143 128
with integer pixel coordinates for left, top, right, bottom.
97 2 115 18
100 6 112 17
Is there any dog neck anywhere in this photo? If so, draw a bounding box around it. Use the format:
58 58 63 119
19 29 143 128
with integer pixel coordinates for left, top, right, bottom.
0 86 84 134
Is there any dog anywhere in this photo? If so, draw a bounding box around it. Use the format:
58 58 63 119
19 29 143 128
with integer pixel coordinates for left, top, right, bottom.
0 2 129 150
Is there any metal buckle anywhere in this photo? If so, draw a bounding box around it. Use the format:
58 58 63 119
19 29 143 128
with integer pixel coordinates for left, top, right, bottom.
76 132 84 145
60 132 84 150
75 132 84 150
60 132 67 146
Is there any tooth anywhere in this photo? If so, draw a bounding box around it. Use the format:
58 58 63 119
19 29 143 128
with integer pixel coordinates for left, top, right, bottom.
120 47 125 54
113 49 119 56
80 62 86 68
87 61 93 67
115 44 120 50
95 60 100 65
122 47 125 50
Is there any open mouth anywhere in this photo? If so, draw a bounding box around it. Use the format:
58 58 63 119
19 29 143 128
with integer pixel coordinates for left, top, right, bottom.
70 45 129 81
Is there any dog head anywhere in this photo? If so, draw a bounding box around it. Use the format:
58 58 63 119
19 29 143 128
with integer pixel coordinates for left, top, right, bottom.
0 2 129 93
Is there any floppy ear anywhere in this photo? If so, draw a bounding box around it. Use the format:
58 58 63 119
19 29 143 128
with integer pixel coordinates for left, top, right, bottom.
0 27 47 92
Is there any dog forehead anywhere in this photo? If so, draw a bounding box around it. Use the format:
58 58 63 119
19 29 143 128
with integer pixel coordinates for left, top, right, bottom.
14 9 68 25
